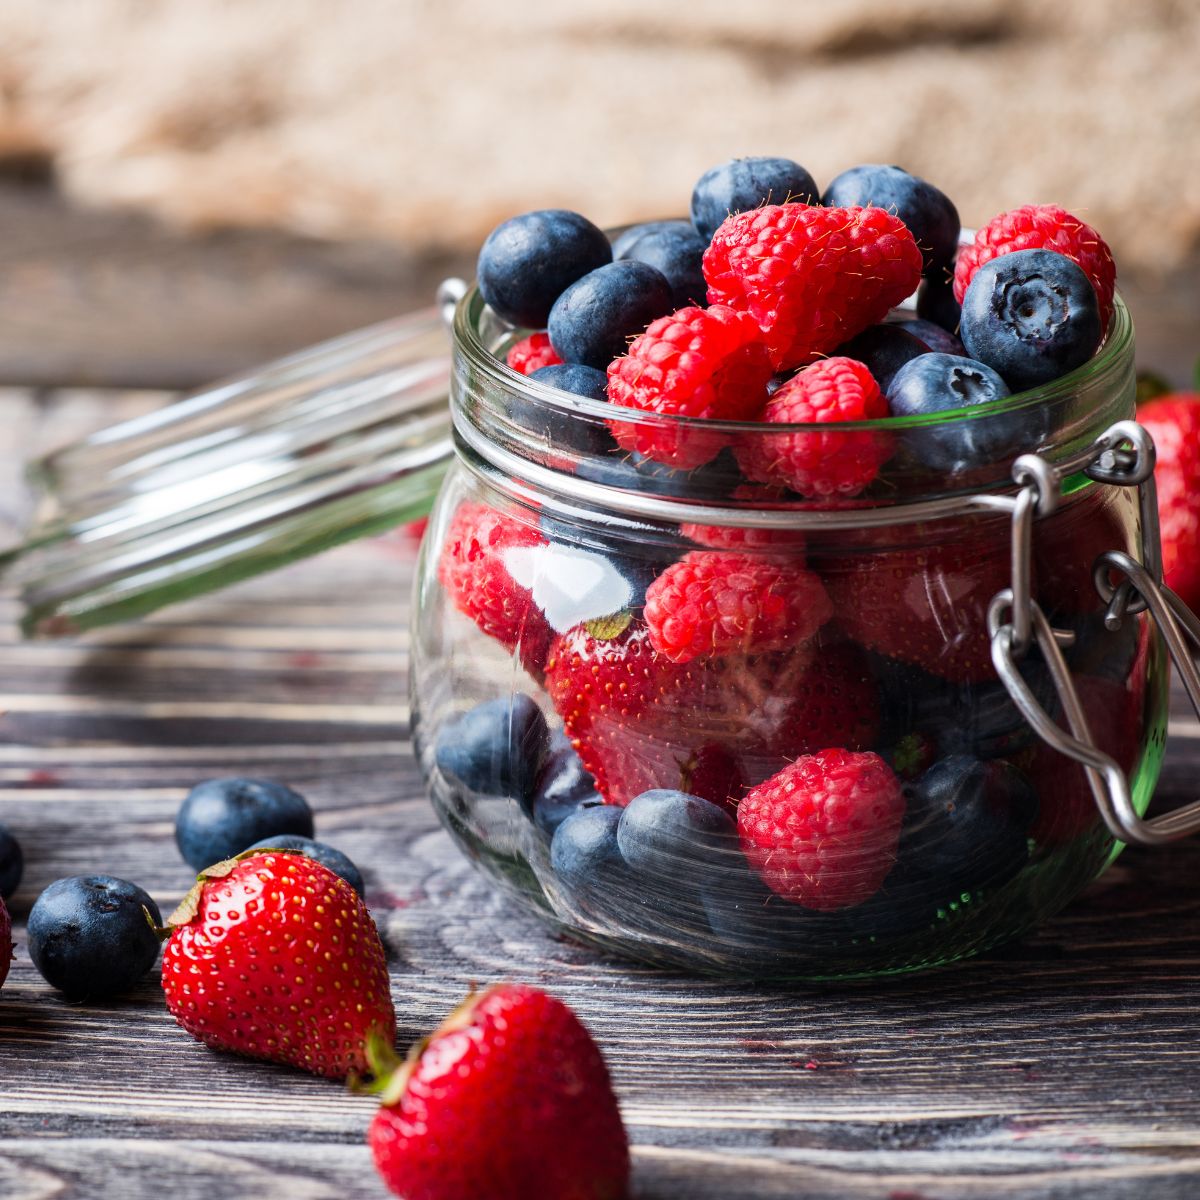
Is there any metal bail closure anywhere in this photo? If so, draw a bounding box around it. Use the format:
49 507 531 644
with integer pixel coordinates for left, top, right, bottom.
988 420 1200 847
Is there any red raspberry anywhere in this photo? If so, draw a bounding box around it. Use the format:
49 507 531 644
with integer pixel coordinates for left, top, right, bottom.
738 748 905 910
953 204 1116 330
703 204 923 369
437 502 553 674
605 304 773 469
644 551 832 663
506 331 562 375
734 357 892 498
680 484 807 551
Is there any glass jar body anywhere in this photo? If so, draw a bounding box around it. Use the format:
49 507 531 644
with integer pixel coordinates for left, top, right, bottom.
410 290 1165 979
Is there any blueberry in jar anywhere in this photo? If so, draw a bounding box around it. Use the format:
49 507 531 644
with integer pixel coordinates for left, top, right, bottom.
243 834 365 896
530 742 604 836
915 273 963 335
616 789 737 882
434 694 549 807
896 316 965 357
610 219 692 261
690 156 820 242
28 875 163 1000
615 221 708 309
837 324 930 393
515 364 618 458
175 777 314 871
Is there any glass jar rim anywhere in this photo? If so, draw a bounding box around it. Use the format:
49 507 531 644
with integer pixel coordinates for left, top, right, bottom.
454 282 1134 437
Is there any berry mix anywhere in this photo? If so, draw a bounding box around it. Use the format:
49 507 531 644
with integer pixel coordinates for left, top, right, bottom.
431 155 1145 965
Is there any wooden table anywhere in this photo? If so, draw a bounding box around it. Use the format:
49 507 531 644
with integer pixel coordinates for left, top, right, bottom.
1 384 1199 1200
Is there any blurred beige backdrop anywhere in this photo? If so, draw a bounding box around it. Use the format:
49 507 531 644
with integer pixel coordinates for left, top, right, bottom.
0 0 1197 271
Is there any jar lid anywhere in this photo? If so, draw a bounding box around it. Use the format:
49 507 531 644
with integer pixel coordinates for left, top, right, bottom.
0 286 462 637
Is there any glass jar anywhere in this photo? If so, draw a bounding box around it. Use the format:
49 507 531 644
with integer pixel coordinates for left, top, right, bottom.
411 283 1171 979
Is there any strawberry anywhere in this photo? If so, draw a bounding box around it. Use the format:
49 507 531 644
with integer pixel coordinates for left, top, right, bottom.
159 851 395 1079
1138 393 1200 612
367 983 630 1200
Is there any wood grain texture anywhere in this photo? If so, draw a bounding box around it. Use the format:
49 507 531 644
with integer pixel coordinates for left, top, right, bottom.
3 388 1200 1200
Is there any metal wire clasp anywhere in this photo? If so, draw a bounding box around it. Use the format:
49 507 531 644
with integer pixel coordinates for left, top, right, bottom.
988 420 1200 847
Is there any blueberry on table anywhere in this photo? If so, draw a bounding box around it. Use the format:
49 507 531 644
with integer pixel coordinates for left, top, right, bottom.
896 316 965 357
0 822 23 900
615 221 708 309
243 834 365 896
822 164 960 276
477 209 611 328
959 248 1102 391
548 261 674 369
887 352 1042 472
434 694 549 807
28 876 162 1000
175 777 314 871
837 324 930 392
690 156 820 242
900 755 1039 891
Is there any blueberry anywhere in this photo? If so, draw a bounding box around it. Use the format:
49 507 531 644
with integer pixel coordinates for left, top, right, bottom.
576 445 743 499
28 875 162 1000
691 156 819 242
548 261 673 369
0 823 23 900
610 219 693 261
959 249 1102 391
915 274 963 335
822 164 960 276
176 778 314 871
887 352 1050 472
536 511 664 613
531 744 604 835
900 755 1039 891
477 209 611 328
837 324 930 392
550 804 626 890
616 222 707 309
896 317 965 357
616 789 737 884
244 834 365 896
514 364 618 459
767 370 797 396
434 694 549 806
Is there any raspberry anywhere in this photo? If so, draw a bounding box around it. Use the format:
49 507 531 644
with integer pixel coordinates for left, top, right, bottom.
680 484 807 551
605 304 773 469
644 551 832 664
953 204 1116 330
734 357 891 498
738 749 905 910
506 331 562 375
437 502 553 674
703 204 923 369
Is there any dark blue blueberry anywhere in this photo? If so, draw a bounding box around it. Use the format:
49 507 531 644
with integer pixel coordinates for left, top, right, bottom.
531 744 604 835
896 317 965 357
0 823 22 901
548 261 673 369
176 777 314 871
959 249 1102 391
576 445 743 500
691 156 819 242
767 370 798 396
822 164 960 276
837 324 930 393
477 209 611 328
28 875 162 1000
244 834 365 896
536 511 665 612
610 219 693 261
434 694 549 807
550 804 626 890
616 222 707 309
915 273 963 334
900 755 1039 891
512 364 618 459
617 789 737 885
887 352 1050 473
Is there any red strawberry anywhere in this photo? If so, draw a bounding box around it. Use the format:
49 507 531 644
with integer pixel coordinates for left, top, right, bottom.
0 896 11 992
437 501 554 674
738 748 905 910
605 304 773 469
1138 393 1200 611
703 204 923 369
734 357 892 498
367 983 630 1200
506 331 562 375
953 204 1116 330
644 550 832 663
160 851 395 1079
823 526 1013 684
